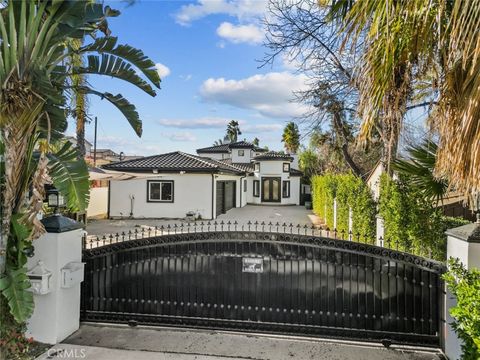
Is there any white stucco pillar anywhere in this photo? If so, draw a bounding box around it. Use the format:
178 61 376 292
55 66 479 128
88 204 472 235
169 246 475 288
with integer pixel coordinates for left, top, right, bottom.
376 215 384 247
348 207 353 239
333 198 337 230
444 221 480 359
26 215 84 344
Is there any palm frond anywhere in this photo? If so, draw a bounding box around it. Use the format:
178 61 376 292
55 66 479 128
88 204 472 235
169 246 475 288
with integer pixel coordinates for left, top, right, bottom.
47 142 90 212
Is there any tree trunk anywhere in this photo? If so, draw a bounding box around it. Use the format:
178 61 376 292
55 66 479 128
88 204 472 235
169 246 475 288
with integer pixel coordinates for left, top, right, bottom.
332 112 363 177
76 105 86 158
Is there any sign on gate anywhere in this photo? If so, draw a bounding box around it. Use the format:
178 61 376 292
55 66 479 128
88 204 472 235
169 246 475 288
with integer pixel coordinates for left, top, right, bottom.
242 257 263 273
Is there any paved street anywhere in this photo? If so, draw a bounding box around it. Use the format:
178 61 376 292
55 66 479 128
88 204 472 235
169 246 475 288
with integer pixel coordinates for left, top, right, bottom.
37 324 444 360
85 205 318 237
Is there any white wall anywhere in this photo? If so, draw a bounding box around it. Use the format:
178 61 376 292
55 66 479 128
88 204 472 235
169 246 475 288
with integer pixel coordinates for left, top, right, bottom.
198 152 228 160
231 148 252 163
366 162 384 201
109 174 214 219
247 160 300 206
86 187 108 218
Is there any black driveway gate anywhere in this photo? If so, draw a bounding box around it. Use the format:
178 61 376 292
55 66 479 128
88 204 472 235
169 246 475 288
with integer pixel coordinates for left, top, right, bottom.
81 227 445 346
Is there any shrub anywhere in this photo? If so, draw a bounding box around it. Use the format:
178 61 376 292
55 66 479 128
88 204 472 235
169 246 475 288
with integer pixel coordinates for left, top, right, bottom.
311 172 376 241
443 259 480 359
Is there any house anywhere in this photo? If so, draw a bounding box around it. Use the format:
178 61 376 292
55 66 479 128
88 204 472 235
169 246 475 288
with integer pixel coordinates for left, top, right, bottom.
65 136 92 155
102 141 303 220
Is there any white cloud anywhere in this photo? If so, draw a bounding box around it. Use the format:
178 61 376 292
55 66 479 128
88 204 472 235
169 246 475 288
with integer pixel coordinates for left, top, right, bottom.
216 22 263 44
157 117 233 129
165 132 197 142
199 72 309 118
175 0 266 26
155 63 171 78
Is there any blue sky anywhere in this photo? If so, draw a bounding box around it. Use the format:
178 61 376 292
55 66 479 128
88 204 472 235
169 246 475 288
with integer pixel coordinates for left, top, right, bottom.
73 0 310 156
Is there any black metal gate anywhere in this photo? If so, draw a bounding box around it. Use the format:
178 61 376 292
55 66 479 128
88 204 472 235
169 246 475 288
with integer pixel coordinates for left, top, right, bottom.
81 224 445 346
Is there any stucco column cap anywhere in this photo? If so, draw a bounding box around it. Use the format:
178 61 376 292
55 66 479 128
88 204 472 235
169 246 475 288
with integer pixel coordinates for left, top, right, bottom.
445 222 480 243
41 214 83 233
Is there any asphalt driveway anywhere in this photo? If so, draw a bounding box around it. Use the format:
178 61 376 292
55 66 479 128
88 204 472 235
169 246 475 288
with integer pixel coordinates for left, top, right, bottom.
85 205 317 237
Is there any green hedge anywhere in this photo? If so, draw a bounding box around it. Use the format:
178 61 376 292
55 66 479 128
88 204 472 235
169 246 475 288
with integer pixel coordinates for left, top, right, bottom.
378 173 469 260
311 173 376 241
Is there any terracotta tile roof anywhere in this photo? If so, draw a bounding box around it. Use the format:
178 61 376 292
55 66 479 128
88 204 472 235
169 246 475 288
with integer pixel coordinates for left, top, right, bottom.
102 151 244 174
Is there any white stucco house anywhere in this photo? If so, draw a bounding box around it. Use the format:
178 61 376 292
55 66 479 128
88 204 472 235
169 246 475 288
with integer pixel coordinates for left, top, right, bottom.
102 141 303 220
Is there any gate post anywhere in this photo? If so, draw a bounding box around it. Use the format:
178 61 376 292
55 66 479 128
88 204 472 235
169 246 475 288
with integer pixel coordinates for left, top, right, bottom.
25 215 84 344
333 198 337 230
444 221 480 359
376 215 384 246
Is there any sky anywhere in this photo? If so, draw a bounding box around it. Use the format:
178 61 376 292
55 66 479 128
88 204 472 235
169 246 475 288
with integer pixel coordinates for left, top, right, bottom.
72 0 310 156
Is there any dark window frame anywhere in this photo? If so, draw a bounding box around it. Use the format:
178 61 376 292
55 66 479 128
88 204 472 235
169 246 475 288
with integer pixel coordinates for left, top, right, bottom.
147 180 174 203
283 162 290 173
238 149 245 156
243 179 247 192
253 180 260 197
282 180 290 198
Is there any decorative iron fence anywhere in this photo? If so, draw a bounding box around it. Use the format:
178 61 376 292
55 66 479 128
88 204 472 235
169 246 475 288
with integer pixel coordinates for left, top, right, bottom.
83 220 437 259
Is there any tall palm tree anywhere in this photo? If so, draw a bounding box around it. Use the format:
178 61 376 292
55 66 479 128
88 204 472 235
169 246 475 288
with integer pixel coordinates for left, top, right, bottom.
226 120 241 142
328 0 480 193
0 1 160 330
281 122 300 154
252 137 260 147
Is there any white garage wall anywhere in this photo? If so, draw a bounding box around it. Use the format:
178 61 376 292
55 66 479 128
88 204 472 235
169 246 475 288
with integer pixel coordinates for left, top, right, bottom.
109 174 214 219
87 187 109 218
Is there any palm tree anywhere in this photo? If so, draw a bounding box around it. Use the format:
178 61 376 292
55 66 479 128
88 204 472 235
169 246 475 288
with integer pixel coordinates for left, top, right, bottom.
252 137 260 147
281 122 300 154
393 140 448 205
226 120 241 142
327 0 480 193
0 0 160 331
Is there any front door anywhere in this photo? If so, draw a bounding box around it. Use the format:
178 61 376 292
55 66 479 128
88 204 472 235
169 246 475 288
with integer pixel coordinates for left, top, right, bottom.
261 177 281 202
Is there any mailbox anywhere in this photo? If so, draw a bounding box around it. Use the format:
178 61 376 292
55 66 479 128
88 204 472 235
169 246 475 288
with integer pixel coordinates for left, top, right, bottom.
60 262 85 288
27 261 52 295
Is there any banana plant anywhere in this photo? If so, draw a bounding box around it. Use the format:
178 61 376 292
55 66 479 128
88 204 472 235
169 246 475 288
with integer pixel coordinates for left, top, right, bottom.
0 0 161 327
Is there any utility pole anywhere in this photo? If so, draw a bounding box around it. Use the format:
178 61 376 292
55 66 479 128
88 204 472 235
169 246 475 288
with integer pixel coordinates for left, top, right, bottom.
93 116 97 167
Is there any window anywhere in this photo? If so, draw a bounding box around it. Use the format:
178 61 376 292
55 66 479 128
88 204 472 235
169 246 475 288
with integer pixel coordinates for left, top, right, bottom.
282 181 290 198
253 180 260 197
238 150 245 156
243 179 247 192
254 163 260 172
283 163 290 172
147 180 174 202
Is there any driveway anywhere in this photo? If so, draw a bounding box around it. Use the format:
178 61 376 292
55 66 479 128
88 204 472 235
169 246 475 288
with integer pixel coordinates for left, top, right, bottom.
86 205 316 237
37 324 444 360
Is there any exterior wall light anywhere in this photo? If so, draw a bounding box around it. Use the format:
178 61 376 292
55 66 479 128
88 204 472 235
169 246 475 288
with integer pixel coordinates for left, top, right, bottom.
46 187 65 214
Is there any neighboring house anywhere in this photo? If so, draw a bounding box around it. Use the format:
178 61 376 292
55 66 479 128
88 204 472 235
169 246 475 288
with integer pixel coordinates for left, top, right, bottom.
65 136 92 155
366 161 475 221
102 141 303 220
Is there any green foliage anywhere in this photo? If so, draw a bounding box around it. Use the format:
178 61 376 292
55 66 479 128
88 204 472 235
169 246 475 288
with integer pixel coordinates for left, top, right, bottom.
48 142 90 212
392 140 448 205
281 122 300 153
311 172 376 240
298 148 323 183
378 173 469 260
443 259 480 359
0 268 33 324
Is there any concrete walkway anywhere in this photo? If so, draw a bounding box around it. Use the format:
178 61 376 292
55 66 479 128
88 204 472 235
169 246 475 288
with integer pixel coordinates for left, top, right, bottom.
86 205 316 237
36 324 445 360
